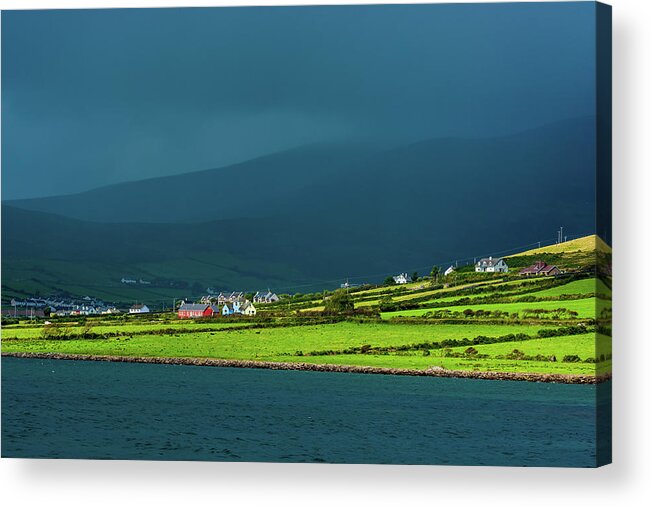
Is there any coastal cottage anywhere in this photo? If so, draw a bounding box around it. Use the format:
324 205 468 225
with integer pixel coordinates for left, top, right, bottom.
129 304 150 314
177 303 214 319
393 273 412 284
221 304 233 316
444 266 456 276
519 260 561 277
475 257 508 273
253 291 279 304
241 301 257 316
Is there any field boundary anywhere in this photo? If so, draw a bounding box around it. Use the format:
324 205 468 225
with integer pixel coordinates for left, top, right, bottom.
2 352 610 384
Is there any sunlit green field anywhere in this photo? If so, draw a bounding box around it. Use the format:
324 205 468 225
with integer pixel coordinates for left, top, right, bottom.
382 297 603 319
2 320 608 375
1 319 247 340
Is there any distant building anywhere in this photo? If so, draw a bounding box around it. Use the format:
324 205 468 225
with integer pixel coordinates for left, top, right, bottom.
129 304 150 314
221 304 233 316
475 257 508 273
444 266 456 277
519 260 561 277
121 278 137 284
217 292 245 304
240 301 257 316
393 273 412 284
253 291 279 304
177 303 214 319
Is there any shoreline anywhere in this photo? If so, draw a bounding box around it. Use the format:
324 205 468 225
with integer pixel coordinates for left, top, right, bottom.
1 352 610 384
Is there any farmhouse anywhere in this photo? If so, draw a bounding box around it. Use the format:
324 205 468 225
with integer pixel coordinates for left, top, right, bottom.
393 273 412 284
177 303 215 319
253 291 279 304
475 257 508 273
129 304 150 314
519 260 561 277
444 266 456 276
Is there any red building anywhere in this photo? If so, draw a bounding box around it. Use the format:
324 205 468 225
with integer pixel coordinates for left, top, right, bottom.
177 303 217 319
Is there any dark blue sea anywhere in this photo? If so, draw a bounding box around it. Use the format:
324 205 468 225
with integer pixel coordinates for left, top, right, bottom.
1 358 611 466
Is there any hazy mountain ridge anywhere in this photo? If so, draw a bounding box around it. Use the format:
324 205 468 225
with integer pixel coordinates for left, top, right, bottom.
2 117 598 299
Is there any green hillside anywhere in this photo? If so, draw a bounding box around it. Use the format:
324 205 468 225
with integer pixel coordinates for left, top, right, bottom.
2 118 601 304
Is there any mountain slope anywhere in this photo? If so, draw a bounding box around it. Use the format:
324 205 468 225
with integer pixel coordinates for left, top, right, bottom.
2 117 599 302
1 205 441 302
6 143 384 223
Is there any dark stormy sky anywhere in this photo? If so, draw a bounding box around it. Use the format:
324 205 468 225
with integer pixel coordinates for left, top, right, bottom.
2 2 597 200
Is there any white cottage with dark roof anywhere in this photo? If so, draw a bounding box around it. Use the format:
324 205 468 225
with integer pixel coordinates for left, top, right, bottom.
475 257 508 273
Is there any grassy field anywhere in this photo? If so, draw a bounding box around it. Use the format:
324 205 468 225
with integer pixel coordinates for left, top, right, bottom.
1 319 247 340
524 278 609 297
2 319 608 375
510 234 611 257
2 321 554 355
382 297 603 319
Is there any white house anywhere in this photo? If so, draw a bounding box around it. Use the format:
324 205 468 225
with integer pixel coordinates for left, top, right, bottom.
129 304 150 314
393 273 412 284
241 301 257 316
444 266 456 276
475 257 508 273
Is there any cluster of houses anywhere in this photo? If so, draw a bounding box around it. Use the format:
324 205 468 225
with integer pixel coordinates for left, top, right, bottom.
177 299 256 319
6 296 119 317
200 290 279 305
473 257 562 276
174 290 280 319
474 257 563 276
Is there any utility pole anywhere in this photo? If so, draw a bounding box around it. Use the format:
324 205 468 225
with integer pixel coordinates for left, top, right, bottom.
560 226 564 243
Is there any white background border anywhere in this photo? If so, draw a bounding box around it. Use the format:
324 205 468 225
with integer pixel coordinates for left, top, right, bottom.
1 0 649 505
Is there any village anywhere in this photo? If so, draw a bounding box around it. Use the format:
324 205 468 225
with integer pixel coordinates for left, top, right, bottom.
3 253 564 321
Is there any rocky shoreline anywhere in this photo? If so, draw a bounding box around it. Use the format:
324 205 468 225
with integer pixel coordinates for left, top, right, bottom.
2 352 611 384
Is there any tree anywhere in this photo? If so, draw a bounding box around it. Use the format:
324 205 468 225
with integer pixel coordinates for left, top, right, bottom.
430 266 440 282
384 276 396 286
323 289 355 314
411 271 419 282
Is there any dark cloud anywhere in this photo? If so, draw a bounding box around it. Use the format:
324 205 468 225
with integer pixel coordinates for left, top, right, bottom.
2 3 596 199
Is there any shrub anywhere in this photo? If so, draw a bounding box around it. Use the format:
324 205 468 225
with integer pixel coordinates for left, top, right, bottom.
323 290 355 315
506 349 526 360
562 354 582 363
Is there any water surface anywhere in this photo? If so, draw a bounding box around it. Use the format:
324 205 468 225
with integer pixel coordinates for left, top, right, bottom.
1 358 609 466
